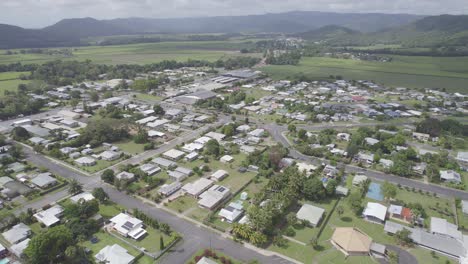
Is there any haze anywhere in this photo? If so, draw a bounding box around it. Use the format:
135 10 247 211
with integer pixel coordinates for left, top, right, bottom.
2 0 468 28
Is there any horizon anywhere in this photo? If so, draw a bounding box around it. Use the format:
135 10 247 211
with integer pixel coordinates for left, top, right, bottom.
1 0 468 28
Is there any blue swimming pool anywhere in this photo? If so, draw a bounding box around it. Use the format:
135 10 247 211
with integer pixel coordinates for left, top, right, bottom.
366 182 384 201
0 258 10 264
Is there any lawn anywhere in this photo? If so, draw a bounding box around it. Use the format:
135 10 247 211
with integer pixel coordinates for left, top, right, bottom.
261 56 468 92
0 40 259 65
0 78 31 96
74 157 126 173
112 226 172 253
115 140 146 155
408 247 456 264
267 240 326 264
98 202 125 219
81 231 154 264
166 195 198 213
314 247 378 264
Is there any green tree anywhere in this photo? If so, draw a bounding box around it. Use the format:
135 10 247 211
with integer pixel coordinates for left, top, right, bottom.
382 181 397 201
297 129 307 141
160 236 165 250
153 104 165 115
92 187 109 202
204 139 220 157
101 169 115 183
395 228 413 246
303 177 326 201
11 126 30 140
288 124 296 133
24 225 74 264
68 179 83 195
90 91 99 102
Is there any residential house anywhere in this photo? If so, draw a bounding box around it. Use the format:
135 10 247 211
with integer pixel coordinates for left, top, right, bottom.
430 217 462 241
70 192 95 203
413 132 430 141
220 155 234 163
100 151 121 161
440 170 461 184
110 213 147 240
363 202 387 224
75 157 96 166
158 182 182 197
163 149 185 161
296 204 325 227
30 173 57 189
211 170 229 181
2 223 31 245
95 244 135 264
198 185 231 210
331 227 372 256
388 204 412 223
152 157 176 168
182 178 214 198
139 163 161 176
218 202 244 223
115 172 135 182
34 205 63 227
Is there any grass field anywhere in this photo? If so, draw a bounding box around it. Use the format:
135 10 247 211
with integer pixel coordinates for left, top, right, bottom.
0 71 31 96
0 41 261 65
261 56 468 92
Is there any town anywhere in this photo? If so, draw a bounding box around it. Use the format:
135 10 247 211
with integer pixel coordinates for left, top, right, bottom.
0 57 466 264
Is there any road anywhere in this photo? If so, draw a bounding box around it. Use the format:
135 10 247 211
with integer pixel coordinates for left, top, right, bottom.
19 137 295 264
264 123 468 200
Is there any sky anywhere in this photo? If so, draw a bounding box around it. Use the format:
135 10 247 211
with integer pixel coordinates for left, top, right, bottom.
1 0 468 28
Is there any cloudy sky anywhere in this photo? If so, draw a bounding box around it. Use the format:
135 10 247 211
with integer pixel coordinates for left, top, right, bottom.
1 0 468 28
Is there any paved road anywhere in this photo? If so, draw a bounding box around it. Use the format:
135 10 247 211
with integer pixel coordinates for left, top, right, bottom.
264 123 468 200
385 245 418 264
21 144 295 264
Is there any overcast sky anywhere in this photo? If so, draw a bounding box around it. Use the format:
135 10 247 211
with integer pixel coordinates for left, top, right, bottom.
2 0 468 28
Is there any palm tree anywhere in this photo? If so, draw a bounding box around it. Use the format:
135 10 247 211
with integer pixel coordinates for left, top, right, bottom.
68 179 83 195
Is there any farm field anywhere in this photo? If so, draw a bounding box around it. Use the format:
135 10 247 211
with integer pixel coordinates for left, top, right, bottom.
0 71 31 96
261 56 468 92
0 40 260 65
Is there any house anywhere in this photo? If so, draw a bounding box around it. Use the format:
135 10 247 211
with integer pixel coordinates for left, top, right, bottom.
430 217 462 240
100 151 121 161
152 157 176 168
413 132 430 141
240 145 256 154
70 192 95 203
296 162 317 176
456 152 468 170
182 178 214 197
110 213 147 240
175 166 193 176
34 205 63 227
220 155 234 163
182 143 204 153
6 162 26 173
296 204 325 227
379 159 394 169
363 202 387 224
462 200 468 215
168 170 188 182
95 244 135 264
205 132 226 142
218 202 244 223
331 227 372 256
412 163 427 175
198 185 231 210
2 223 31 245
148 130 165 138
196 257 218 264
139 163 161 176
210 170 229 181
185 152 199 161
10 238 30 257
336 133 351 141
30 173 57 189
115 172 135 182
159 182 182 197
365 137 379 146
163 149 185 161
440 170 461 184
236 125 251 133
335 186 349 196
353 175 368 186
249 129 265 137
357 152 374 165
387 204 412 223
75 157 96 166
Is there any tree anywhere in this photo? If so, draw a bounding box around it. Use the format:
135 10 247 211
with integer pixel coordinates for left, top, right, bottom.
288 124 296 133
90 91 99 102
68 179 83 195
92 187 109 202
382 181 397 201
297 129 307 141
160 236 165 250
388 250 399 264
11 126 30 140
286 212 298 226
153 104 165 115
336 206 344 217
204 139 220 157
101 169 115 183
325 179 337 196
303 177 326 201
24 225 74 264
395 228 413 246
348 193 363 215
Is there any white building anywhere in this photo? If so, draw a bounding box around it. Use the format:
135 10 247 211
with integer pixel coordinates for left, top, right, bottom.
163 149 186 161
182 178 214 197
34 205 63 227
363 202 387 224
210 170 229 181
95 244 135 264
198 185 231 210
110 213 147 240
296 204 325 227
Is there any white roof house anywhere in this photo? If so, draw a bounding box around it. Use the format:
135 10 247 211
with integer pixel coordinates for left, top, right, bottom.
34 205 63 227
296 162 317 176
10 238 30 257
194 136 212 145
210 170 229 181
185 152 199 161
163 149 186 160
296 204 325 227
152 157 176 168
30 173 57 189
430 217 463 241
205 131 226 141
182 142 204 153
2 223 31 244
198 185 231 210
196 257 218 264
100 151 121 161
159 182 182 197
139 163 161 176
110 213 146 240
353 175 368 186
218 202 244 223
70 192 95 203
363 202 387 223
365 137 380 146
220 155 234 163
168 170 188 182
115 172 135 181
148 130 165 138
95 244 135 264
440 170 461 183
249 129 265 137
182 178 214 197
462 200 468 215
75 156 96 166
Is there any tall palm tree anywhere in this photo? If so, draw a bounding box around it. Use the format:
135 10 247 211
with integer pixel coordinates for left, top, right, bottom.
68 179 83 195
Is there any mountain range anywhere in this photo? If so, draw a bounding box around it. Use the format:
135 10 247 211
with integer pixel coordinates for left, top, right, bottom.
1 11 467 49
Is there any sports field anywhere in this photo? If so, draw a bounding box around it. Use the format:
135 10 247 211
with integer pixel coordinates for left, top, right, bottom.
261 56 468 92
0 40 260 65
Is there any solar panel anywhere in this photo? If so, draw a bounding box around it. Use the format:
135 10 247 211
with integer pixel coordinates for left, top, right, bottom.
122 221 134 230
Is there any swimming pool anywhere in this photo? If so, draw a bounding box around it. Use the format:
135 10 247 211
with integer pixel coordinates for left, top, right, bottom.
0 258 10 264
366 182 384 201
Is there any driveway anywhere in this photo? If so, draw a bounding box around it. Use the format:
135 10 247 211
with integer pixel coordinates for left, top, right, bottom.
386 245 418 264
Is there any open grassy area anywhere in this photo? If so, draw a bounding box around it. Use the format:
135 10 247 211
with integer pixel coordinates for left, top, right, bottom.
115 140 146 155
0 40 261 65
111 226 172 253
261 56 468 92
314 248 378 264
0 72 31 96
408 247 456 264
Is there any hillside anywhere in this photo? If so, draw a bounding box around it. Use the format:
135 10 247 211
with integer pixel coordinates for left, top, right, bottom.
297 15 468 48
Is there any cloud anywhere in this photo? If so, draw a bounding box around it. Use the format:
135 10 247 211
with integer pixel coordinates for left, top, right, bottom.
1 0 467 28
